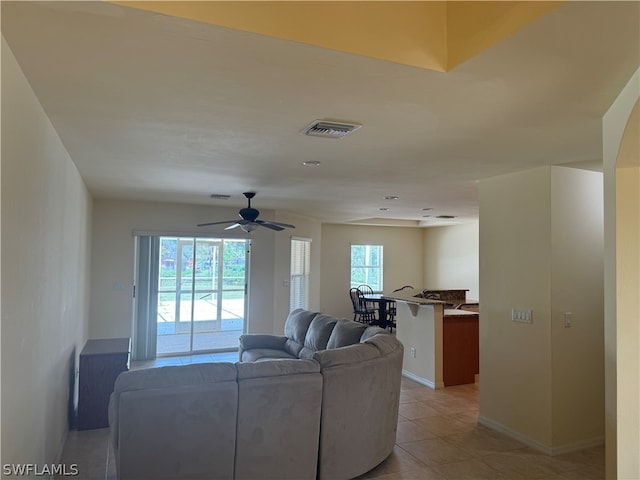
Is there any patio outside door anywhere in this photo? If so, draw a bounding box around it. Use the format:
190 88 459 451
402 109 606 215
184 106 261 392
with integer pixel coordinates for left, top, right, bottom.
156 237 248 355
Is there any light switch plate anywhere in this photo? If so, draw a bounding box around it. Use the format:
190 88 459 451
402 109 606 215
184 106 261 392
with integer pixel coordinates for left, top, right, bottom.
512 308 533 324
564 312 573 328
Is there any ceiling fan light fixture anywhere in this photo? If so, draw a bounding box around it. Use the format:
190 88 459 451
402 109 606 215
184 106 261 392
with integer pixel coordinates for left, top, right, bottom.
300 120 362 139
197 192 295 232
240 223 258 233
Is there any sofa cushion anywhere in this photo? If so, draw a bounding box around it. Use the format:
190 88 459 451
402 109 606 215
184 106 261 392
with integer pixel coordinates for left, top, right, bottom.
284 309 317 343
284 309 317 356
360 325 388 342
239 334 287 352
109 362 237 441
236 358 319 379
113 362 237 393
326 320 368 349
363 332 400 355
299 314 338 358
109 362 238 478
240 348 296 362
312 343 380 368
235 359 322 480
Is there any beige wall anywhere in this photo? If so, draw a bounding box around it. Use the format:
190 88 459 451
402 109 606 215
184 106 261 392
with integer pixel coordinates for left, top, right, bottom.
479 167 553 448
90 203 470 342
603 68 639 479
550 167 604 447
1 38 92 467
90 199 277 341
479 165 605 453
423 223 479 301
272 211 322 334
615 164 640 477
319 224 424 320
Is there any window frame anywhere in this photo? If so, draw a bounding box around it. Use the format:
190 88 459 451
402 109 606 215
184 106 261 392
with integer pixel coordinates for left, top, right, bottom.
350 244 384 293
290 236 311 312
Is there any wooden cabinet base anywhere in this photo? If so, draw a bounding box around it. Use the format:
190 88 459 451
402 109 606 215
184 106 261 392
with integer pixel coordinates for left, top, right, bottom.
443 313 479 386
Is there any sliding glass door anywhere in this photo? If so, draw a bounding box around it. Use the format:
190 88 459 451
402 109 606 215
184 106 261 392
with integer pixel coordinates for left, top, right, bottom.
154 237 248 356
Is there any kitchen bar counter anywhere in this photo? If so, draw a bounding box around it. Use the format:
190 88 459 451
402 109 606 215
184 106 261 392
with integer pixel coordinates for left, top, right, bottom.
385 289 478 388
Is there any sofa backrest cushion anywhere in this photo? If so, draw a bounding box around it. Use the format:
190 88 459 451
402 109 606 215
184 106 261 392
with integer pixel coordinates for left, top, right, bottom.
363 332 401 356
109 362 237 452
299 314 338 358
236 358 320 380
115 378 238 480
312 342 380 368
360 325 389 342
326 320 368 349
284 309 317 357
109 362 239 480
235 359 322 480
114 362 237 393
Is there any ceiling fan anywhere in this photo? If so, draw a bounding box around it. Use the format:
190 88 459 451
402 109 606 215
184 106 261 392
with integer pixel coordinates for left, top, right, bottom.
197 192 295 233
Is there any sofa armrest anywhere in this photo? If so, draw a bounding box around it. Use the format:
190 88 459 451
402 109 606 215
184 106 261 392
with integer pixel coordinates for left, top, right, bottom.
238 334 287 359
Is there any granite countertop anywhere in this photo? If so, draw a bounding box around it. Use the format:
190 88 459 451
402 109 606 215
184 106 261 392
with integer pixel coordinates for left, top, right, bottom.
382 289 446 306
444 309 479 316
383 289 480 309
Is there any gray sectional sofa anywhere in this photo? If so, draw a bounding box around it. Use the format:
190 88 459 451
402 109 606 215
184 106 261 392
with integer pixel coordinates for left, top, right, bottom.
108 309 404 480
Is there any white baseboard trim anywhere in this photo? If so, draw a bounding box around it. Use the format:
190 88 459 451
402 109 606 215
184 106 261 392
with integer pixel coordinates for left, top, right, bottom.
549 436 605 456
478 415 604 456
402 370 444 389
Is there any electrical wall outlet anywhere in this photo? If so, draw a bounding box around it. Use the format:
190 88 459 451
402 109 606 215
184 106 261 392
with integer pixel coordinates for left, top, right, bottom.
512 308 533 324
410 347 416 358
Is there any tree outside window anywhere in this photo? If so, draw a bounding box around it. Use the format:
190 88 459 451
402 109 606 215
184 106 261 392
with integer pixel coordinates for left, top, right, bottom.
350 245 383 292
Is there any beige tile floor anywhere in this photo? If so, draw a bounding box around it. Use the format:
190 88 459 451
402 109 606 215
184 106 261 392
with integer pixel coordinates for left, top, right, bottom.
57 356 604 480
356 377 604 479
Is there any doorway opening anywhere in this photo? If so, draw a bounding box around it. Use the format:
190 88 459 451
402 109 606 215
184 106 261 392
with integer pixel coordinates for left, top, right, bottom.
134 235 249 358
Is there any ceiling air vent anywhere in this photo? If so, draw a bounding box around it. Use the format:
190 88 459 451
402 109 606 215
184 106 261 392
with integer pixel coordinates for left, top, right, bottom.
300 120 362 139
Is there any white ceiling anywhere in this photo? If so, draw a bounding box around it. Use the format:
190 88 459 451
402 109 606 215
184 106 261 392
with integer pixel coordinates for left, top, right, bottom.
2 1 639 226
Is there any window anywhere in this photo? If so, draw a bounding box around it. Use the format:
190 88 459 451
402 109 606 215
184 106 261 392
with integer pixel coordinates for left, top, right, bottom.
290 237 311 312
350 244 383 292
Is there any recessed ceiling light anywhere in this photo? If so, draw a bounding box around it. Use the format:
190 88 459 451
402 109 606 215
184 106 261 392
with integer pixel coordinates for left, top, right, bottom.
302 161 321 167
423 215 432 218
384 196 399 200
422 208 433 211
210 194 231 199
379 207 390 211
436 215 456 219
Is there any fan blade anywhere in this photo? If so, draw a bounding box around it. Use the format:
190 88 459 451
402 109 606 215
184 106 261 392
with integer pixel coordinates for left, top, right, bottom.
199 192 293 232
197 220 237 227
267 221 296 228
255 219 295 229
257 222 285 231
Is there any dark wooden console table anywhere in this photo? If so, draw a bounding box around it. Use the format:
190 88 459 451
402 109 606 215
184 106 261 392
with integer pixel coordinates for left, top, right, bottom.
78 337 130 430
